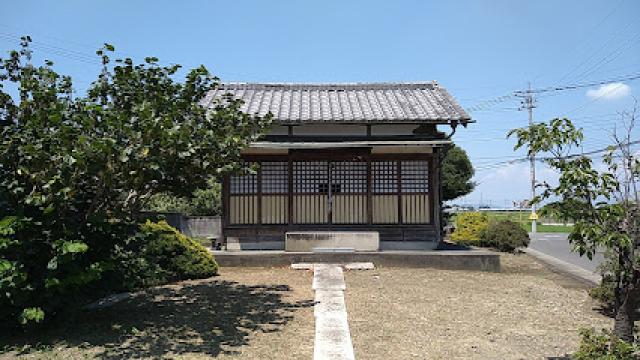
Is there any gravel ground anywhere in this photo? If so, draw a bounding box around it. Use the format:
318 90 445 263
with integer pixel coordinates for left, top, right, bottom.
0 268 315 360
2 254 616 359
345 253 611 360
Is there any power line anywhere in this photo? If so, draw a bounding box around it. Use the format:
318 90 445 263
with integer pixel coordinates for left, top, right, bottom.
563 82 629 116
473 139 640 172
0 33 100 65
466 71 639 115
569 32 640 84
514 73 640 95
554 8 637 85
534 0 628 85
466 94 515 113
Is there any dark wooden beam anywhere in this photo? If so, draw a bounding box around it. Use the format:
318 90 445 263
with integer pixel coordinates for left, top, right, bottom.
367 156 373 225
257 164 262 226
397 160 403 225
288 157 293 225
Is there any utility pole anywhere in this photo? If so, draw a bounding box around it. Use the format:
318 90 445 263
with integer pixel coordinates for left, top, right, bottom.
516 83 538 233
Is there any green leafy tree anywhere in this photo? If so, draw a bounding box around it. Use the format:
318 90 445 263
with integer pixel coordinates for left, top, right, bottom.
0 37 271 327
442 145 475 201
509 112 639 343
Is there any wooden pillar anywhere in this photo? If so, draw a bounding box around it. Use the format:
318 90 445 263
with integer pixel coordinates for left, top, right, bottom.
221 175 230 246
257 162 262 226
433 148 443 243
288 155 293 225
397 160 403 225
366 156 372 225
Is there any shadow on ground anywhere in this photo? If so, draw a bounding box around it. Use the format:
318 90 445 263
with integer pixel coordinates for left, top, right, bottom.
436 241 472 251
3 279 314 359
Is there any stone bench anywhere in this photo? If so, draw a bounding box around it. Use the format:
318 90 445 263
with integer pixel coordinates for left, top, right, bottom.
285 231 379 252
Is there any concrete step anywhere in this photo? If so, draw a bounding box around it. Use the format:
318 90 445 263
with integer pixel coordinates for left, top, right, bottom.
313 247 356 253
286 231 379 252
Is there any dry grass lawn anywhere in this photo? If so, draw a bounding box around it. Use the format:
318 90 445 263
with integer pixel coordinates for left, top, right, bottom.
345 253 611 360
0 268 315 360
1 254 615 359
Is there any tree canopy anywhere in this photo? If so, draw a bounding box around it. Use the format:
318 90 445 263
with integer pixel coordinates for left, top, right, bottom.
510 114 639 344
442 145 475 201
0 37 271 327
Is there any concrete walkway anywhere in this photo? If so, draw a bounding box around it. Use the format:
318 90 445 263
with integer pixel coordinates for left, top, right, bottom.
312 264 355 360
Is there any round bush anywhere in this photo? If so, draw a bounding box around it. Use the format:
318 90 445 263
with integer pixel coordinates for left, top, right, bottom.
113 220 218 290
480 220 530 252
450 212 489 245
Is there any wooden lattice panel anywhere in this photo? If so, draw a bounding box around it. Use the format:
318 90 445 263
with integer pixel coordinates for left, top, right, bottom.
293 161 328 224
229 164 258 225
372 161 399 223
331 161 367 224
261 161 288 224
227 157 431 226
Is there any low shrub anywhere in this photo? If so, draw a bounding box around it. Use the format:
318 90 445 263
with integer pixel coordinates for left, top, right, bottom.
450 212 489 245
589 274 616 311
110 220 218 290
480 219 530 252
573 328 638 360
143 180 221 216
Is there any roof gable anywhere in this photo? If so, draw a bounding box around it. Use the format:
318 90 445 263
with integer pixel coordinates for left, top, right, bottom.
202 81 471 124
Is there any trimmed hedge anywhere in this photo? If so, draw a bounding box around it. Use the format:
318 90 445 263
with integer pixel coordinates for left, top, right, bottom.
112 220 218 290
450 212 489 245
480 220 530 252
450 214 530 252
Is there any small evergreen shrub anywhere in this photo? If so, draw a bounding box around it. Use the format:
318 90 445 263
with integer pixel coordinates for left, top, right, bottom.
573 328 638 360
112 220 218 290
144 180 222 216
589 274 616 310
479 220 530 252
450 212 489 245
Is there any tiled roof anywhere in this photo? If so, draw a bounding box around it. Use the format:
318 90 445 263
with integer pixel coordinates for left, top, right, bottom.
202 82 471 124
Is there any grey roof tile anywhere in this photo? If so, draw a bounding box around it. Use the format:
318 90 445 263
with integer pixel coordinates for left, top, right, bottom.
203 81 471 124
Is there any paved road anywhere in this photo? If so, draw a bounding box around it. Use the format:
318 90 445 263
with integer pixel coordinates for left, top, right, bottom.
529 233 605 273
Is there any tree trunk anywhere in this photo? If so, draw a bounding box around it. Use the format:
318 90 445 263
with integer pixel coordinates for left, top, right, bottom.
614 275 639 343
614 299 635 343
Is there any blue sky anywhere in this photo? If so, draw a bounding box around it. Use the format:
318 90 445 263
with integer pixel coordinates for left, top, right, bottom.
3 0 640 206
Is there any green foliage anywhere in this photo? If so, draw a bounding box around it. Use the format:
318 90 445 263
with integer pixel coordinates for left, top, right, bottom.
19 307 44 325
480 220 530 252
589 258 618 310
450 212 489 245
0 38 268 328
589 276 616 309
144 180 221 216
442 145 475 201
111 220 218 290
509 118 623 261
573 328 638 360
510 115 640 343
0 215 107 328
